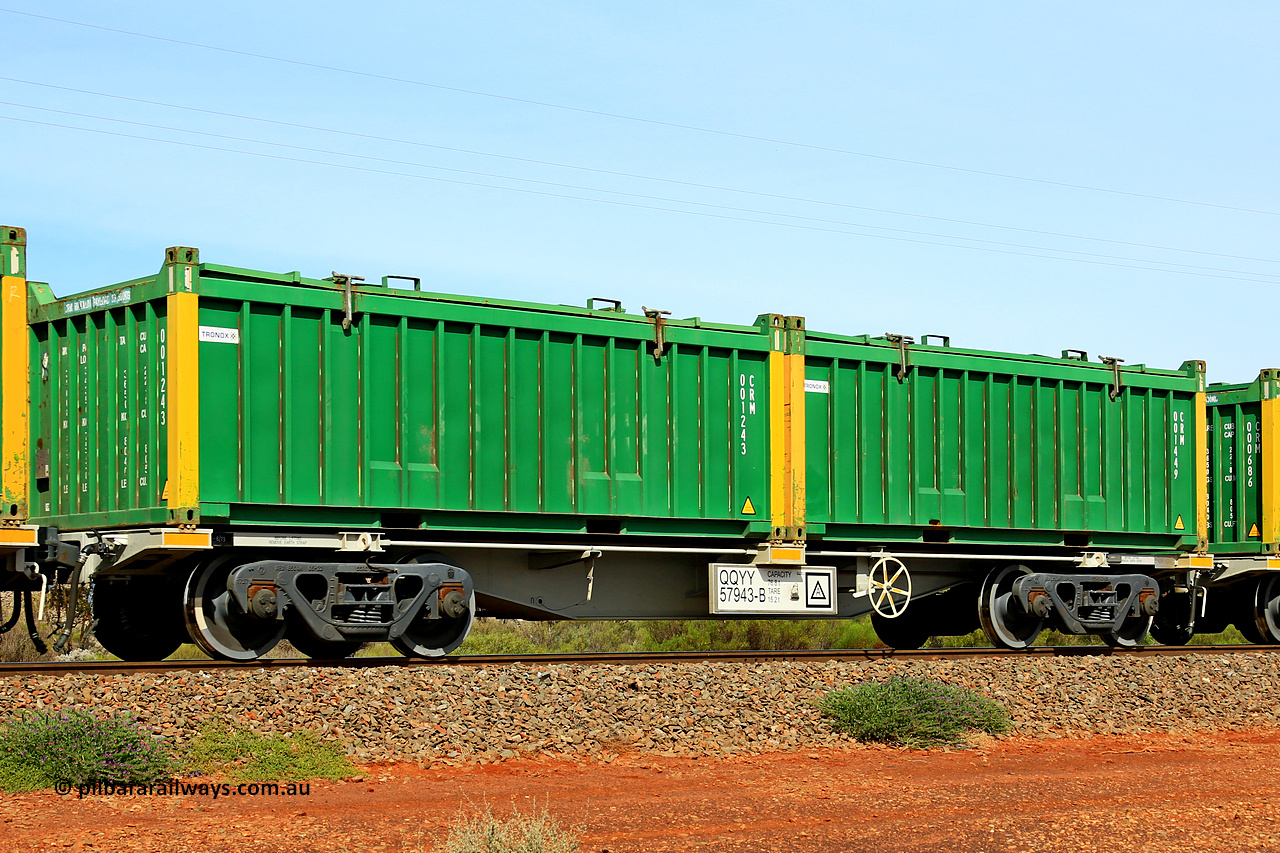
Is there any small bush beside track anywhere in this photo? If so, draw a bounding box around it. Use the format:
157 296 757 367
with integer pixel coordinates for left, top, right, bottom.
819 676 1011 748
435 804 580 853
0 708 173 792
188 725 354 782
0 710 354 791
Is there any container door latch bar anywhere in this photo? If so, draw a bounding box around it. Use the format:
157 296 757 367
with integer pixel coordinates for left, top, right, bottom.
642 306 671 362
884 334 914 382
331 272 365 331
1100 356 1125 401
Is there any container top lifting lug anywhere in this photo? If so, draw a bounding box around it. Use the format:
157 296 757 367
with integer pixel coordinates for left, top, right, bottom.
381 275 421 291
588 297 624 313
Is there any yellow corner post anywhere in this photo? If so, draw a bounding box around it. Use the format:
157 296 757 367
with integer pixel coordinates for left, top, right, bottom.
166 284 200 524
768 316 805 540
1194 362 1209 553
786 343 805 534
1262 370 1280 552
768 350 786 529
1 226 28 523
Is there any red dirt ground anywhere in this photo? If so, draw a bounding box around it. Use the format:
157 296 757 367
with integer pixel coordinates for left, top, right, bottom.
3 730 1279 852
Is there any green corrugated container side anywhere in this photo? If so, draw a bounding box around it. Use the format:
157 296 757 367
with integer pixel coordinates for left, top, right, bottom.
17 242 1210 552
27 260 777 536
1206 370 1280 554
803 333 1203 550
27 275 171 528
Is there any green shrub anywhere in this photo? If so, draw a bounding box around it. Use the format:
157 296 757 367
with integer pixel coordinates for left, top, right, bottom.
441 804 579 853
188 725 353 781
819 676 1010 748
375 614 1255 658
418 616 1256 655
447 616 884 655
1191 625 1248 644
644 618 876 651
0 708 173 791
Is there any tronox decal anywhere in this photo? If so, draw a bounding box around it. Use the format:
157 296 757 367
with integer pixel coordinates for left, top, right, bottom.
198 326 240 344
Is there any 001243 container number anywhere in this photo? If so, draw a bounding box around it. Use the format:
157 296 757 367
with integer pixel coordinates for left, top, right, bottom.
738 373 757 456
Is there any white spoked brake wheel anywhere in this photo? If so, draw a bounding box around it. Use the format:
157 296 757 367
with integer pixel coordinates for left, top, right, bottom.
868 556 912 618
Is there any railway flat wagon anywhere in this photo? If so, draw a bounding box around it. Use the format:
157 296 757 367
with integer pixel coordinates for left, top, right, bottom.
0 227 1213 659
1198 371 1280 642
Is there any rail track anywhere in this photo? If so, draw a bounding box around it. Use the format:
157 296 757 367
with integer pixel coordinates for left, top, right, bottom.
1 644 1275 678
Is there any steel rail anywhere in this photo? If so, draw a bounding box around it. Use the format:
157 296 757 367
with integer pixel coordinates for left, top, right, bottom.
0 644 1275 678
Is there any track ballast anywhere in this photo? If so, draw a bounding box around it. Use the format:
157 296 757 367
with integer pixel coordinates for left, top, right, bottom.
2 643 1275 678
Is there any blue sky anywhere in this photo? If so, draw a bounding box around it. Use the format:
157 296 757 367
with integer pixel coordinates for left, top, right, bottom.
2 2 1276 382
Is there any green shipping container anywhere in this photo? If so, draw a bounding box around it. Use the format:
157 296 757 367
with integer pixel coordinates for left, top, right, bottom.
24 248 778 538
4 233 1206 555
1206 370 1280 554
803 333 1206 551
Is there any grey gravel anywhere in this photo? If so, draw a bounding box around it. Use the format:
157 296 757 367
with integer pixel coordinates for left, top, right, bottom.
1 654 1276 763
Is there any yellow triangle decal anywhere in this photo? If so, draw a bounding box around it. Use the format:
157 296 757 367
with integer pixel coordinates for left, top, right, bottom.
741 496 756 516
161 479 169 501
1250 523 1261 538
1174 515 1185 531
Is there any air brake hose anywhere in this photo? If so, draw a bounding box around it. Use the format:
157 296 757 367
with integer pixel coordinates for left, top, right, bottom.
50 547 92 654
22 589 47 655
0 590 20 634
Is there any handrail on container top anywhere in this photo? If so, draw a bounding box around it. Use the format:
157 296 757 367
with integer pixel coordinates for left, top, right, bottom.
382 275 422 291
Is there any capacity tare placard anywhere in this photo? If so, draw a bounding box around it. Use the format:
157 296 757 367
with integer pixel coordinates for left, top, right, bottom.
708 565 838 615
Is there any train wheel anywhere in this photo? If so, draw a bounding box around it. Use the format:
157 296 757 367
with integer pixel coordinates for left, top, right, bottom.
1149 590 1195 646
978 564 1044 650
390 552 474 658
1239 575 1280 645
92 576 186 661
391 604 474 658
1102 614 1153 647
183 555 285 661
870 609 932 650
286 616 364 660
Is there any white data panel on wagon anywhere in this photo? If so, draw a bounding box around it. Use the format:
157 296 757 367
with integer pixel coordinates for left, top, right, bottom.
709 565 837 615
